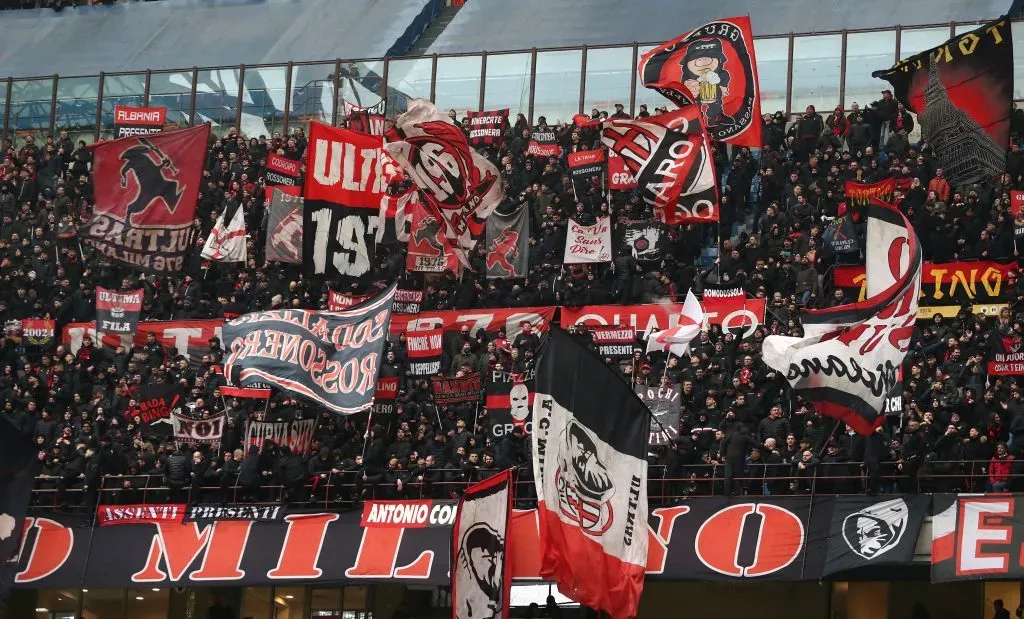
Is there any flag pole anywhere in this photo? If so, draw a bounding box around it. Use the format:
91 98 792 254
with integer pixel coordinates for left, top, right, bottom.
361 405 376 460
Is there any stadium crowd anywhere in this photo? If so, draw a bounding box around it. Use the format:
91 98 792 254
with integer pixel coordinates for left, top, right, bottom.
5 92 1024 516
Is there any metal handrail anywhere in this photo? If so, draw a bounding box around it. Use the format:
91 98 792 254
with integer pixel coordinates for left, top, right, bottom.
30 459 1020 515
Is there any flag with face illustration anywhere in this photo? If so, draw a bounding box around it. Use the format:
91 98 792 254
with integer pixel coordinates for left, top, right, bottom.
385 99 504 266
452 469 512 619
639 16 763 147
532 327 649 619
823 496 928 576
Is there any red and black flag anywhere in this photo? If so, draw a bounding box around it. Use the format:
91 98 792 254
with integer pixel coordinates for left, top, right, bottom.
527 127 562 158
385 99 504 267
484 205 529 279
303 123 383 285
601 108 719 225
467 109 509 149
82 124 210 273
452 469 512 619
113 105 166 138
346 100 387 136
567 149 607 202
639 16 763 147
134 383 184 439
95 286 144 339
485 369 535 440
265 152 301 187
872 18 1011 186
406 198 462 274
406 328 444 376
531 327 649 619
431 373 482 405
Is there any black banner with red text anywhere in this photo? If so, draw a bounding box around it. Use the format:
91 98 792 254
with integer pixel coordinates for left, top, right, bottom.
9 496 942 589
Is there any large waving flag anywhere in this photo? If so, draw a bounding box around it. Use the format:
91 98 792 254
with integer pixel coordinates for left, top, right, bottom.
646 289 703 358
762 201 921 434
601 108 718 225
385 99 504 267
532 327 649 619
638 16 763 147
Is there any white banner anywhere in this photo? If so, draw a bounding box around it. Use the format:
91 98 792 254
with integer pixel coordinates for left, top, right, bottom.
563 216 612 264
171 410 226 447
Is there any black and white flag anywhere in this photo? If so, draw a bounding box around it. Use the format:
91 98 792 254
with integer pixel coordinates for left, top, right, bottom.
531 327 649 619
619 220 668 263
823 496 928 576
452 469 512 619
634 383 681 446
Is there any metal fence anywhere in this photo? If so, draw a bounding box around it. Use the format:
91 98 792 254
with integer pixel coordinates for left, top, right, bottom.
30 459 1016 517
1 19 1022 147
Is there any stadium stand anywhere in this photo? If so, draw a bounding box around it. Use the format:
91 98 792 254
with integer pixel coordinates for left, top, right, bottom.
4 3 1024 619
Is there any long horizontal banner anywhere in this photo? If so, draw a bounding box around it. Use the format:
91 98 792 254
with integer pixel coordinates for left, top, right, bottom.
834 261 1016 309
562 297 767 337
12 495 930 588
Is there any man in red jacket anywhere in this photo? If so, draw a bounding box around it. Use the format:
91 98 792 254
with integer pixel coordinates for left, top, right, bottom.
989 442 1014 492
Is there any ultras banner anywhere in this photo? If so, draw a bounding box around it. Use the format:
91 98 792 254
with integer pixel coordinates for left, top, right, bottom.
834 260 1015 309
561 298 766 338
265 152 301 186
63 319 223 367
527 128 562 158
113 105 166 138
389 307 555 342
601 108 719 225
222 286 396 415
466 109 509 149
638 16 763 147
872 19 1011 186
634 384 681 446
10 496 942 589
406 328 444 376
303 123 384 283
567 149 607 202
83 124 210 273
485 368 535 439
134 383 184 440
431 373 483 405
844 178 895 209
617 219 668 263
244 419 316 454
95 287 144 337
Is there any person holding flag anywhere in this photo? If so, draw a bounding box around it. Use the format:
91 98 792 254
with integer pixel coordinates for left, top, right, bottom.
646 289 704 359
